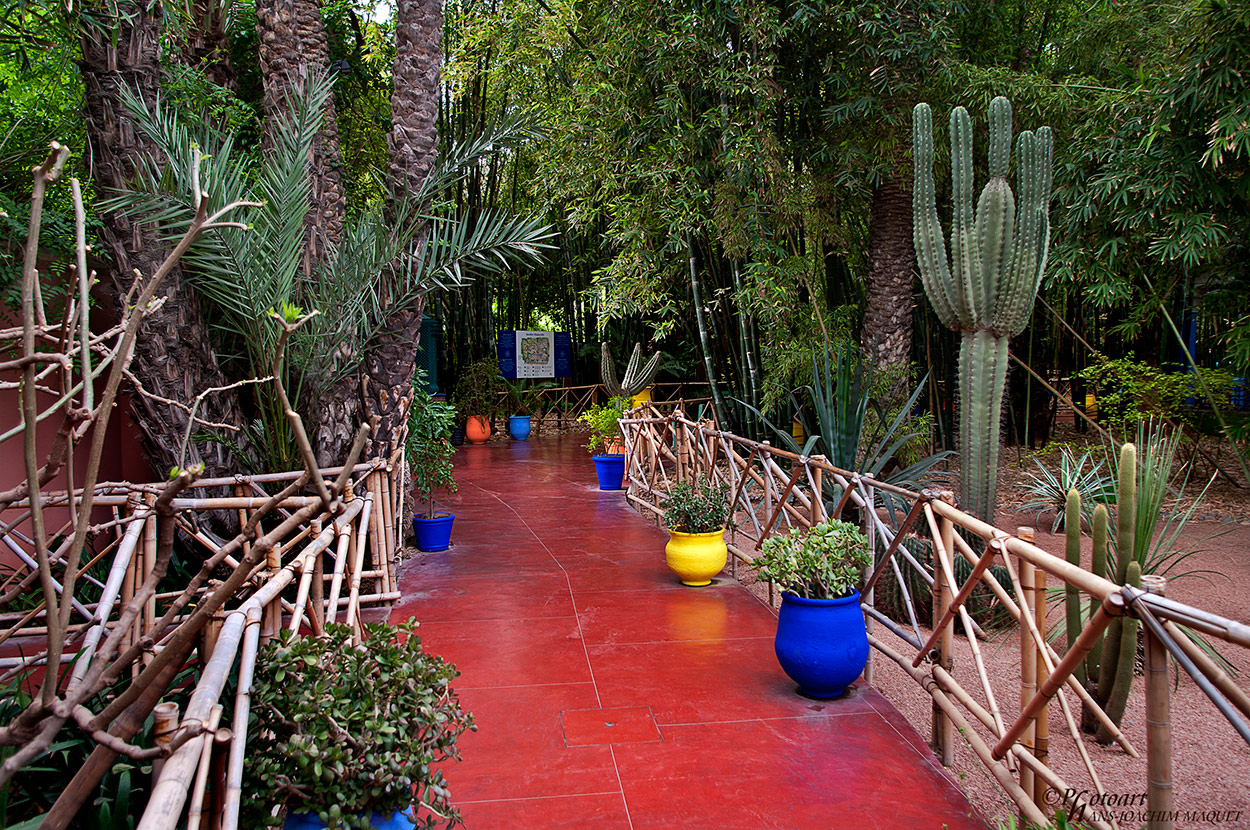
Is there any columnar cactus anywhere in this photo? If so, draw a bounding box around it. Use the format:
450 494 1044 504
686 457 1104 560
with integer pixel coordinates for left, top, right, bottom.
912 97 1054 522
1064 489 1087 688
601 341 662 398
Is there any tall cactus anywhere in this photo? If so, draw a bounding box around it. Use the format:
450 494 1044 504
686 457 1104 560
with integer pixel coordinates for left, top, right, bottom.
601 341 662 398
912 97 1053 522
1064 489 1087 688
1093 442 1139 743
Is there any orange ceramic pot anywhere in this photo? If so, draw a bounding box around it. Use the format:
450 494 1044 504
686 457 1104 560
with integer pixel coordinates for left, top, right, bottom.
465 415 491 444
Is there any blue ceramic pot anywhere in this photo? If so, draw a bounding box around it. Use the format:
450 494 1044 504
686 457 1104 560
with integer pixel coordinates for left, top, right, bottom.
508 415 531 440
285 809 414 829
592 454 625 490
412 513 455 552
774 590 868 699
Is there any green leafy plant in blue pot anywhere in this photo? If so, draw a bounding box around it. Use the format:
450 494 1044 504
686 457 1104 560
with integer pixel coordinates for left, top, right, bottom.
753 520 873 699
407 369 458 551
243 622 474 829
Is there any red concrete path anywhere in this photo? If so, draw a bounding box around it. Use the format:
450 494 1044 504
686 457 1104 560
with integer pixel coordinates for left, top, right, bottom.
391 436 986 829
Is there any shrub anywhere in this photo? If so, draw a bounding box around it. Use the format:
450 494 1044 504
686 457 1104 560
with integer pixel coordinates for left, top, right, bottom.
578 396 630 455
1017 446 1116 533
753 520 872 600
243 622 474 829
663 479 730 534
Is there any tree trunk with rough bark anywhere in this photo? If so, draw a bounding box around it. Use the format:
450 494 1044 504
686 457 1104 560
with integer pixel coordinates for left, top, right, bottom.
863 177 916 400
178 0 236 89
257 0 356 465
79 0 247 479
369 0 443 462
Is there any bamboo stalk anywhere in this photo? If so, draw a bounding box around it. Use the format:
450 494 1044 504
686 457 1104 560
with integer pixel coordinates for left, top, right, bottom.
1162 620 1250 720
1020 556 1037 805
933 493 955 766
151 701 180 785
326 507 356 623
1142 575 1174 830
185 704 224 830
209 728 231 830
344 494 374 637
870 634 1049 828
221 605 262 830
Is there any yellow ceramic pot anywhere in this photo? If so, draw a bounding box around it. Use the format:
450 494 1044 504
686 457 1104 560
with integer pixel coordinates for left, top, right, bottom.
664 528 727 587
632 386 653 407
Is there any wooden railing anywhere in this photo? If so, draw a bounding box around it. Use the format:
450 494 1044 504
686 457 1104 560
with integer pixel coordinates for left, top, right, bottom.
619 409 1250 829
490 381 713 430
0 460 404 829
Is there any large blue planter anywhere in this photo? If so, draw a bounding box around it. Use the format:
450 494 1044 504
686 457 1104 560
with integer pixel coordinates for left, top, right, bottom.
412 513 455 552
592 454 625 490
286 809 413 829
508 415 532 440
774 590 868 699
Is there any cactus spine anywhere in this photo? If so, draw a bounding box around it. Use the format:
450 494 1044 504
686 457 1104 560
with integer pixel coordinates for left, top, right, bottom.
912 97 1053 522
1064 489 1087 687
601 341 661 398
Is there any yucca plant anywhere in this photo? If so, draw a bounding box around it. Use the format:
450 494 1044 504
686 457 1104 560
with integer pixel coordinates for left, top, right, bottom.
1018 446 1116 533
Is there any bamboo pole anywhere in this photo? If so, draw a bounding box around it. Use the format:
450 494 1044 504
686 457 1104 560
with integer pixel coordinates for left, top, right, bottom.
932 491 955 767
209 728 232 830
1142 574 1174 830
1026 529 1050 809
870 634 1049 828
1162 620 1250 720
222 605 262 830
344 494 374 637
151 701 180 784
185 704 224 830
326 509 354 623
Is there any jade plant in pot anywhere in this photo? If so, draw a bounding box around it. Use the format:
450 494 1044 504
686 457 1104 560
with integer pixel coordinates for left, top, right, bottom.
407 369 458 552
578 396 630 490
242 621 474 829
453 359 504 444
753 519 872 699
663 479 731 586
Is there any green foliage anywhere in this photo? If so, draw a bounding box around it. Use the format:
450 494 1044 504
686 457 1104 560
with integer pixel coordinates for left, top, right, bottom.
1079 355 1237 433
500 378 555 417
577 397 629 456
744 343 952 510
243 622 473 829
753 520 872 600
1018 447 1116 533
913 96 1053 522
452 359 505 419
406 369 458 519
663 479 730 535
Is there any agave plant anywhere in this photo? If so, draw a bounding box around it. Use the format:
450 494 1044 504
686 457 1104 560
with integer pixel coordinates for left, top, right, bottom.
1017 446 1116 533
738 342 952 514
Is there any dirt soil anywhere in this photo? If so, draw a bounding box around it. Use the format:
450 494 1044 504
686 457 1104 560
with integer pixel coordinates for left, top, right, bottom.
731 427 1250 829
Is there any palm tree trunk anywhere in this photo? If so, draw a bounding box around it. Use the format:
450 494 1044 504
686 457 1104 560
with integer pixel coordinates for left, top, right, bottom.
863 177 916 401
79 0 247 479
367 0 443 462
257 0 354 465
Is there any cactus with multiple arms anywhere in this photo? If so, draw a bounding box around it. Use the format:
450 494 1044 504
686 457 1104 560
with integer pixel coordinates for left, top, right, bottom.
912 96 1053 522
601 341 662 398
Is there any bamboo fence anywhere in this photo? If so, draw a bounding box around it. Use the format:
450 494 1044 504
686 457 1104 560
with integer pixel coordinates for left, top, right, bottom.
0 459 405 829
618 408 1250 830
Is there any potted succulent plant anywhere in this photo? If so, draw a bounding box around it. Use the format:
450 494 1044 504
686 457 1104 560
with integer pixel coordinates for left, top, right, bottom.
407 369 458 552
242 621 474 829
578 396 630 490
453 359 504 444
663 479 731 586
753 520 872 699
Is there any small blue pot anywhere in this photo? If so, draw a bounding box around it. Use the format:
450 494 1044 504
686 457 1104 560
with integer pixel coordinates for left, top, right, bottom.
508 415 531 440
286 809 414 829
774 590 868 699
412 513 455 552
592 454 625 490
